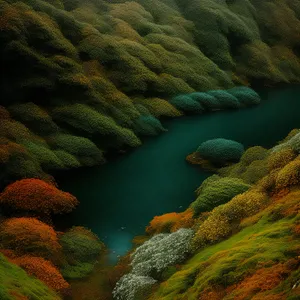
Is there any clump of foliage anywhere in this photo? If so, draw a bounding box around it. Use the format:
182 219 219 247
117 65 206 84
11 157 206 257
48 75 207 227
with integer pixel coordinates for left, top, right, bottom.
113 229 193 299
13 255 69 292
146 209 194 235
191 177 251 215
0 217 61 262
0 178 78 215
59 226 105 279
196 138 245 164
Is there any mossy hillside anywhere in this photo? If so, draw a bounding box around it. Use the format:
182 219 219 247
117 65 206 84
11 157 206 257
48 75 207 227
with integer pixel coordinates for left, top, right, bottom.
1 0 300 184
142 129 300 299
148 214 300 300
0 253 61 300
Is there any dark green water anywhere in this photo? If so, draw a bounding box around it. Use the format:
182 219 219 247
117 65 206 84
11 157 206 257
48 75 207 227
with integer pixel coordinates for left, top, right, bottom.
58 87 300 263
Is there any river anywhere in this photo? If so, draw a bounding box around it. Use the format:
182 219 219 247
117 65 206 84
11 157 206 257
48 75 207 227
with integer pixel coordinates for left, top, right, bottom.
57 86 300 263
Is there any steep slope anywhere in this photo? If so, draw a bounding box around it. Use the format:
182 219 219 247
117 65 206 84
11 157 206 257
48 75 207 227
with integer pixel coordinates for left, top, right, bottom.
0 0 300 185
113 130 300 300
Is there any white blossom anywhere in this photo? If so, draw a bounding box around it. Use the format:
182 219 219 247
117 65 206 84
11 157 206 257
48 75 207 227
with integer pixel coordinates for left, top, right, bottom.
131 228 194 276
113 228 194 300
112 274 156 300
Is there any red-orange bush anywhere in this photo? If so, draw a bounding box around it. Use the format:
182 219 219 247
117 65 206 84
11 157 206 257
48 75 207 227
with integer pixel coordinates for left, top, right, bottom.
0 217 61 259
13 256 69 291
146 209 194 235
0 178 78 215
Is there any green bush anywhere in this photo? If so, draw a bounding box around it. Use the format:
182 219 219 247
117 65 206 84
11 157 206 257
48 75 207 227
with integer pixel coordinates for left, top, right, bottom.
197 138 245 164
207 90 240 109
134 115 166 136
191 177 251 215
189 92 220 110
8 103 59 135
227 86 261 106
22 141 64 170
170 95 204 113
48 133 104 166
60 226 105 279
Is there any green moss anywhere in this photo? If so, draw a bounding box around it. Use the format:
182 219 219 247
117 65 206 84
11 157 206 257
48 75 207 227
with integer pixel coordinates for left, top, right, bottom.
191 177 250 215
0 253 60 300
150 216 298 299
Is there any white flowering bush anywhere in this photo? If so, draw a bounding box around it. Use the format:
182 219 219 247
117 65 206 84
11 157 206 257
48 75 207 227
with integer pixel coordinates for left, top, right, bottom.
112 228 194 299
131 228 194 277
112 274 156 300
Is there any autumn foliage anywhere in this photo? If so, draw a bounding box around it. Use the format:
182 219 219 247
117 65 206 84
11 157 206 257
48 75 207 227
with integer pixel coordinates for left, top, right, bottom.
12 256 69 292
0 217 61 260
0 178 78 215
146 209 194 235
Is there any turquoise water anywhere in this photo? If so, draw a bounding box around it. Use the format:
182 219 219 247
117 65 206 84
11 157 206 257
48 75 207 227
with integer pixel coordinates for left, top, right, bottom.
58 87 300 263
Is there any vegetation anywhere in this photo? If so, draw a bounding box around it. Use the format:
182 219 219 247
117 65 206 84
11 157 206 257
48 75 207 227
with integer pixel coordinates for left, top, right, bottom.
0 253 61 300
59 226 105 279
144 129 300 299
0 0 300 299
0 0 299 183
196 138 245 165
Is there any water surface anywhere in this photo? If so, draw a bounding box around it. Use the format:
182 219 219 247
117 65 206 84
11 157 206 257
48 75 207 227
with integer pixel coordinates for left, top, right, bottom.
58 87 300 262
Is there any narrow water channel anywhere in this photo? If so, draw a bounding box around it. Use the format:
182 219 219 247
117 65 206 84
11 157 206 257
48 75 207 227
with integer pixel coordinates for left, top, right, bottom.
57 86 300 263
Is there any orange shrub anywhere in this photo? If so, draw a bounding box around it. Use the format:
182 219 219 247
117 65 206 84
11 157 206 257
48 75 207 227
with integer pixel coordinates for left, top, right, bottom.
146 212 181 235
13 256 69 291
0 178 78 215
0 217 61 260
146 209 194 235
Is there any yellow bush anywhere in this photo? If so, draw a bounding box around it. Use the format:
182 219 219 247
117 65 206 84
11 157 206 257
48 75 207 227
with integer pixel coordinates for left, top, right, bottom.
275 158 300 190
268 147 297 171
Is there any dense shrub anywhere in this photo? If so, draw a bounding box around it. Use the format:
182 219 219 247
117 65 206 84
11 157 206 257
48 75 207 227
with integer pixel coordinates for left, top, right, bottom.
192 190 269 249
189 92 220 110
59 226 104 279
272 132 300 153
13 256 69 292
131 228 193 277
240 146 269 166
191 177 251 215
134 115 166 136
113 274 156 300
48 133 104 166
275 159 300 190
22 141 65 170
241 160 269 184
146 209 194 235
0 217 61 259
8 103 59 135
197 138 245 164
113 228 193 299
268 147 297 171
0 178 78 215
207 90 240 109
227 86 261 106
170 95 204 113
